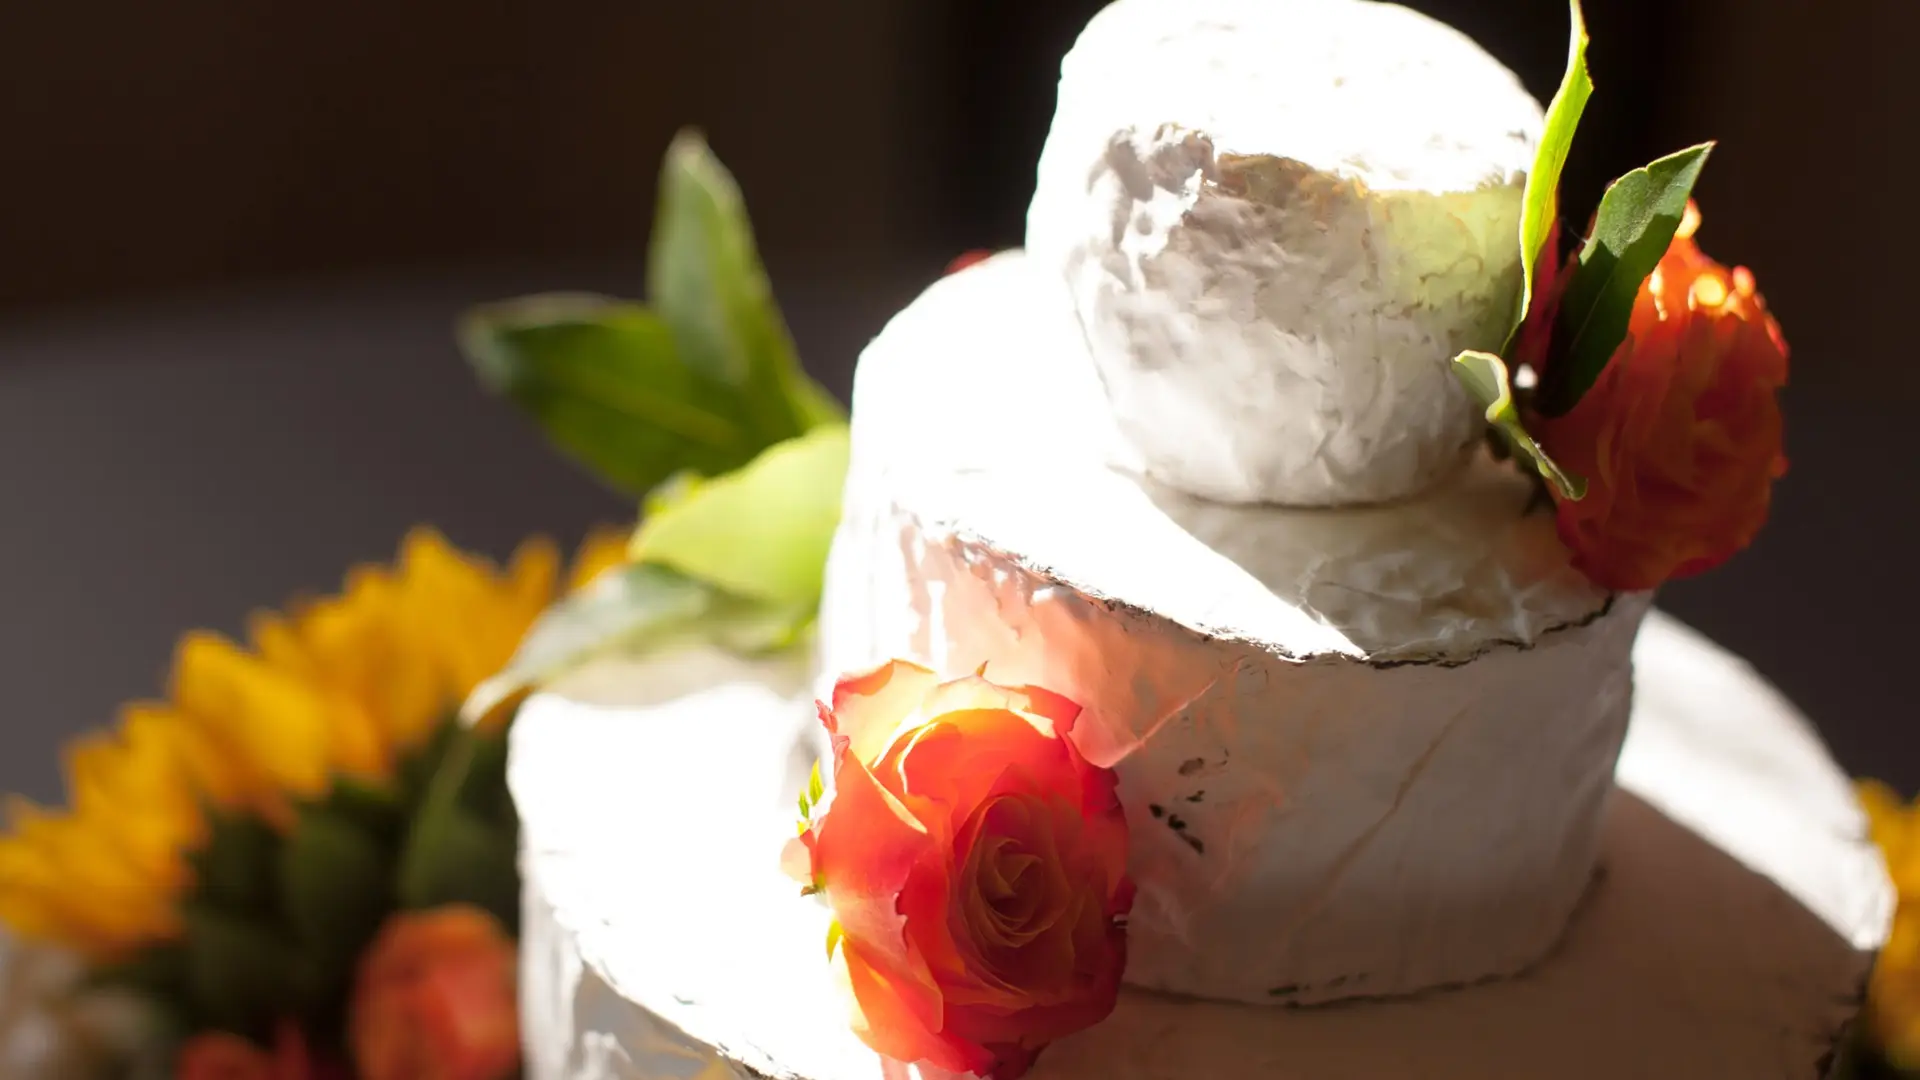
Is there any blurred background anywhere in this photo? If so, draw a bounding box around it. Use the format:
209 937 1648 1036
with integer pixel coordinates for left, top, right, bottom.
0 0 1909 801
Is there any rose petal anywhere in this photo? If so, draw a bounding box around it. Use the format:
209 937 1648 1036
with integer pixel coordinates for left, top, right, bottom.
816 751 933 952
841 940 993 1077
828 660 942 764
780 832 816 887
918 679 1081 740
884 711 1077 834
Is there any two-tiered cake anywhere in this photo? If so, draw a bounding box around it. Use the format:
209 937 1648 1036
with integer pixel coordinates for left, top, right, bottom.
510 0 1893 1076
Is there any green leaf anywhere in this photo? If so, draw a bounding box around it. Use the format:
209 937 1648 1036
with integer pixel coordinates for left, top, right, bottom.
1452 351 1586 500
799 762 827 823
398 730 520 930
806 762 825 812
402 811 519 930
189 812 282 916
1537 143 1714 415
182 906 297 1037
280 809 393 982
1510 0 1594 348
458 562 713 725
457 727 516 824
649 129 846 443
460 293 755 498
457 558 816 728
399 714 463 808
632 425 851 609
321 776 407 844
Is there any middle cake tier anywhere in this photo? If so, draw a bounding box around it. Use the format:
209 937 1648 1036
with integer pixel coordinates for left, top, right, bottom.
818 251 1651 1006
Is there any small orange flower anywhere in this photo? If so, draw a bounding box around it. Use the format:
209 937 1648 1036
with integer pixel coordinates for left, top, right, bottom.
176 1024 316 1080
349 906 520 1080
794 661 1133 1080
1532 202 1789 591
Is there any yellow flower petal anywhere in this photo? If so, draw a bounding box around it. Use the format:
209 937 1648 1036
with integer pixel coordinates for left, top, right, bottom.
0 526 612 959
172 631 335 804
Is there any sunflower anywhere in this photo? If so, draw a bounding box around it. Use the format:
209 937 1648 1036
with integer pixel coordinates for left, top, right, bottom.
0 527 627 963
1861 778 1920 1069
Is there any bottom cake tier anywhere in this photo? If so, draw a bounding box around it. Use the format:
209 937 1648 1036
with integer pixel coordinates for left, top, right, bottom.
510 612 1892 1080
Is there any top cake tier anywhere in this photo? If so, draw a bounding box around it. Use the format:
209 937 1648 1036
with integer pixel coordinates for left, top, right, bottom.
1027 0 1544 507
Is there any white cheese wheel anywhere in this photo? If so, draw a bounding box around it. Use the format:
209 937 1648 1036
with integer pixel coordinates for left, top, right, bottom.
1026 0 1543 506
511 613 1891 1080
819 252 1637 1004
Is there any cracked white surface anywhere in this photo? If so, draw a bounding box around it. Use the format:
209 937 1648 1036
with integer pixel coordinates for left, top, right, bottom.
818 252 1639 1002
1026 0 1543 506
513 613 1891 1080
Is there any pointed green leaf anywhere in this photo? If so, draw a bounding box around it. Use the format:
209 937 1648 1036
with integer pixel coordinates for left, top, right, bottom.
189 812 281 915
458 562 712 725
633 424 850 609
799 761 826 823
1511 0 1594 347
460 293 757 498
400 714 463 807
398 729 521 931
1537 143 1714 416
649 129 845 443
401 811 519 930
806 762 825 810
458 561 815 728
280 808 392 977
1453 351 1586 500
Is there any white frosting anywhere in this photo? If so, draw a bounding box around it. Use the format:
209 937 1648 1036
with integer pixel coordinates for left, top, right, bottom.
1026 0 1543 506
819 252 1636 1003
512 612 1892 1080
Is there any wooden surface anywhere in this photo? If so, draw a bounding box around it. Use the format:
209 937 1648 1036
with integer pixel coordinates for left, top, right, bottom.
512 611 1889 1080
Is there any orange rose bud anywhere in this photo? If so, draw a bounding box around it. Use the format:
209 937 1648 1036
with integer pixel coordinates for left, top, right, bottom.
801 660 1134 1080
349 906 521 1080
1533 202 1788 591
176 1024 317 1080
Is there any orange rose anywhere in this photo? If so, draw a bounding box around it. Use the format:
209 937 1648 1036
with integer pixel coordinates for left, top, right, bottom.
176 1023 317 1080
793 661 1133 1080
1532 202 1788 591
349 906 520 1080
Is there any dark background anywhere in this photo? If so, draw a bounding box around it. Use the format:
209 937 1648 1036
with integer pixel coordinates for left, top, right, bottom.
0 1 1910 802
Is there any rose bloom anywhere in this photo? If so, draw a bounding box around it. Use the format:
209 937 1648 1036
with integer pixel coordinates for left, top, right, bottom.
1532 202 1789 591
349 906 520 1080
792 661 1134 1080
